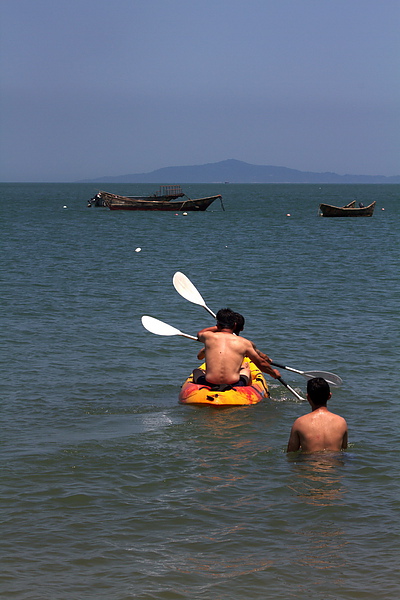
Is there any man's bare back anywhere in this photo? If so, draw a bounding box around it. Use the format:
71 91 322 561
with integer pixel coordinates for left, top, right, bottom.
287 407 348 453
198 329 259 384
196 309 279 385
287 377 348 453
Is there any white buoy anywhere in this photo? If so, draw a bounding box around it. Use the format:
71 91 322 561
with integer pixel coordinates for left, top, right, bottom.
135 247 141 252
63 205 67 209
286 213 291 217
183 212 188 216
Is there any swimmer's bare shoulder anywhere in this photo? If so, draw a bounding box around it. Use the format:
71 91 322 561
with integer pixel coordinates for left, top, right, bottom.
287 410 348 453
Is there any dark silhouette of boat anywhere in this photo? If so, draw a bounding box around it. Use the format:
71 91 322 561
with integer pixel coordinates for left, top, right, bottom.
88 186 223 211
319 200 376 217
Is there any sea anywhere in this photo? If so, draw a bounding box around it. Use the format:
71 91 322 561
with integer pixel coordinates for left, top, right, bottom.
1 182 399 600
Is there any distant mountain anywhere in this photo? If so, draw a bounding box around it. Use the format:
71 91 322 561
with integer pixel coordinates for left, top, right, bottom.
80 159 400 184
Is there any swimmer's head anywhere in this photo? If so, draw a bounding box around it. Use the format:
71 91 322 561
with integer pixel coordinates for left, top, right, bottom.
307 377 331 406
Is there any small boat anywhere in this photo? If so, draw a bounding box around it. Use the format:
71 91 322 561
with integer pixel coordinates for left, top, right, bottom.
319 201 376 217
88 187 223 211
89 185 185 207
179 359 269 407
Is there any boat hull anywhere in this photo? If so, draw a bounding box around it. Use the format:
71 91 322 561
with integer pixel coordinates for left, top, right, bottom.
179 359 269 407
108 195 221 211
89 186 185 207
90 191 221 211
319 201 376 217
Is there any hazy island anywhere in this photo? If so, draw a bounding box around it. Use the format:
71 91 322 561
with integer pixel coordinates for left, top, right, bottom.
79 159 400 184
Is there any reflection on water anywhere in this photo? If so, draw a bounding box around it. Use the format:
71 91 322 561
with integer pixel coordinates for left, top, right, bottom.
178 553 275 579
182 404 278 455
286 452 349 587
287 452 347 506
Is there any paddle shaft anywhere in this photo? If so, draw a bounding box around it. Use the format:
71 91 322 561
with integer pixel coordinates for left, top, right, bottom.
277 377 305 401
271 362 342 386
178 332 198 341
202 306 217 318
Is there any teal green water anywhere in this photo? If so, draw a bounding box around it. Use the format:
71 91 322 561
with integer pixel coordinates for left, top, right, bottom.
1 183 399 599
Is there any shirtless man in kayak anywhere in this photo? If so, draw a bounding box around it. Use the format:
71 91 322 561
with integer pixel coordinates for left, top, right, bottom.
196 311 244 360
193 308 280 386
287 377 348 453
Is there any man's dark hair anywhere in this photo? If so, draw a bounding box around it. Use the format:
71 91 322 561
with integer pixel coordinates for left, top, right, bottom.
216 308 237 330
233 312 245 334
307 377 331 406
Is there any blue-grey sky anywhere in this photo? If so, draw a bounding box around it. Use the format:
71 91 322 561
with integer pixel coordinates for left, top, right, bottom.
1 0 399 181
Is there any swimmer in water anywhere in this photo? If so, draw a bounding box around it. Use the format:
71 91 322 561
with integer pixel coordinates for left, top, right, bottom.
287 377 348 453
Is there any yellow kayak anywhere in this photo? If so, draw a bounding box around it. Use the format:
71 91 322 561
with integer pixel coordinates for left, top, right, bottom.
178 358 269 407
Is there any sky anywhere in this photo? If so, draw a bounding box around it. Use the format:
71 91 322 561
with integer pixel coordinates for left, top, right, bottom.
1 0 399 182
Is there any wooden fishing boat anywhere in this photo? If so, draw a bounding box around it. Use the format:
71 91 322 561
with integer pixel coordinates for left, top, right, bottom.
319 201 376 217
89 185 185 207
88 187 222 211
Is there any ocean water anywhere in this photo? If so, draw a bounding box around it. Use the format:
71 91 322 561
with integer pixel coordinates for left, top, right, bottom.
1 182 399 600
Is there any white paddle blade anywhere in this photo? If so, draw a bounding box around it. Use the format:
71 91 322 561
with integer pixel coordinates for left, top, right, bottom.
303 371 343 387
141 316 197 340
273 363 343 387
173 272 216 317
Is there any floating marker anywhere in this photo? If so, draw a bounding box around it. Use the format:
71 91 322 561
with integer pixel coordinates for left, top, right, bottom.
183 212 188 216
286 213 291 217
63 205 67 209
135 247 141 252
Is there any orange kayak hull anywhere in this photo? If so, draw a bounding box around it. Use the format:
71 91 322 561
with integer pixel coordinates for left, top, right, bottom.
178 359 269 407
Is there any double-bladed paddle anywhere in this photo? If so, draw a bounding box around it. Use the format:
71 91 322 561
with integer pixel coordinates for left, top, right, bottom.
172 271 342 387
141 315 305 401
268 362 342 387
